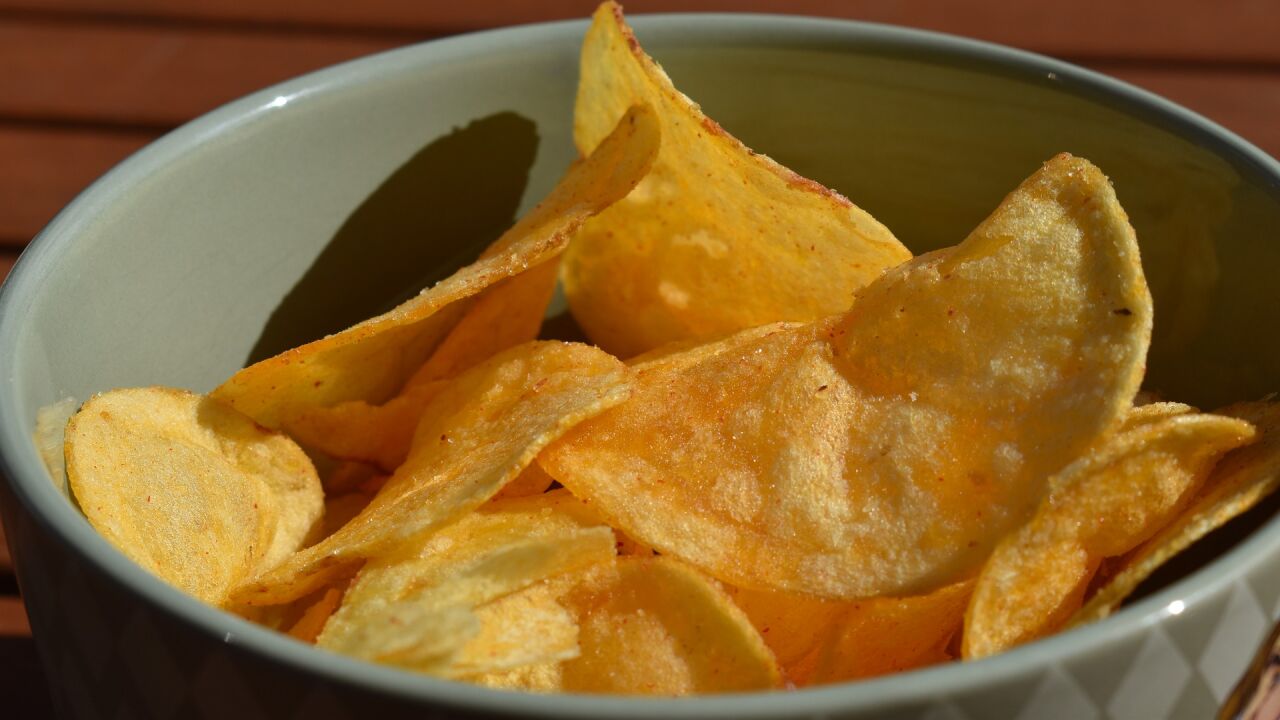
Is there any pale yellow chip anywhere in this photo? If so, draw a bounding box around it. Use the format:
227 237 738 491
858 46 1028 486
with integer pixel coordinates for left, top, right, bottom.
964 412 1254 659
231 342 632 606
1071 399 1280 625
316 492 616 675
211 103 659 444
728 580 972 686
543 153 1152 599
288 260 563 471
563 3 910 358
64 387 323 605
560 557 781 695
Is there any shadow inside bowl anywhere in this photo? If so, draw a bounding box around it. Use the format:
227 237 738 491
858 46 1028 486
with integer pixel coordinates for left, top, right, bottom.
246 111 539 364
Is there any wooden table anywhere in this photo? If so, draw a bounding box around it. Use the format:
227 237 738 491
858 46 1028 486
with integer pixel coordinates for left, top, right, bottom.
2 0 1278 714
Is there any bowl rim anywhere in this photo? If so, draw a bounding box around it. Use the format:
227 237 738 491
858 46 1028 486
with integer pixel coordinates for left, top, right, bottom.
2 11 1279 717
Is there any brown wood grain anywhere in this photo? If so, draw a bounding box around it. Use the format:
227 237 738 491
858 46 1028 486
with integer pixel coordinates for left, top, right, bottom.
0 19 404 127
0 597 31 637
0 126 154 245
2 0 1279 62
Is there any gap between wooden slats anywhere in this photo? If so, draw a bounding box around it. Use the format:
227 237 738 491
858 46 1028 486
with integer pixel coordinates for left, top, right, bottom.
0 127 154 246
2 0 1279 63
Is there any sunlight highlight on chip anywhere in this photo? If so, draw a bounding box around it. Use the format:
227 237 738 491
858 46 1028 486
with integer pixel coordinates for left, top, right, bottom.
964 411 1253 658
232 341 632 606
562 3 910 357
65 388 323 605
543 153 1152 599
316 492 616 676
212 103 659 453
1070 400 1280 625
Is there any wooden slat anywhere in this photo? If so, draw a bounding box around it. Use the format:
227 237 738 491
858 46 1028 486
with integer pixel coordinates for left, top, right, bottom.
0 127 153 245
0 598 30 637
2 0 1279 62
0 19 403 127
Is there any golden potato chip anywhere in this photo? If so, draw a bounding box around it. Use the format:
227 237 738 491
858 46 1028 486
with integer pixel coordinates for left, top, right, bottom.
316 492 616 675
211 103 659 442
1123 401 1193 427
288 260 563 471
555 557 781 695
964 412 1254 659
543 154 1152 598
563 3 910 357
450 580 580 676
463 662 563 692
232 342 632 606
286 585 346 644
64 388 323 605
727 580 972 686
489 461 556 503
1071 399 1280 625
407 258 562 387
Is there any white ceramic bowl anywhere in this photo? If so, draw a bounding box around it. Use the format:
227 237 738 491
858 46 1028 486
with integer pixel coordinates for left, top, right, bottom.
2 14 1279 719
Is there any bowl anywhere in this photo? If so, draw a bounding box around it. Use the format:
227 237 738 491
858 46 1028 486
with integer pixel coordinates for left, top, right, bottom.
3 12 1279 720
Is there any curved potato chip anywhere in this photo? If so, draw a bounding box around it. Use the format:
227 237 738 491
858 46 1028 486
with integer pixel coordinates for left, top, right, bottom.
964 412 1253 659
286 585 346 644
557 557 781 695
232 342 632 605
563 3 909 357
65 387 322 605
490 461 557 503
728 580 972 686
1071 399 1280 625
317 491 616 675
289 260 563 471
543 154 1152 598
211 103 659 439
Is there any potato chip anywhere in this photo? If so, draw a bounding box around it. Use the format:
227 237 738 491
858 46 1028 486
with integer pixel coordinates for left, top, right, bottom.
288 260 563 471
232 342 632 606
451 580 580 676
33 396 77 497
1070 399 1280 625
211 103 659 444
728 579 972 686
543 153 1152 598
64 388 322 605
557 557 781 695
489 461 556 503
964 412 1254 659
286 585 346 644
316 492 616 675
562 3 910 357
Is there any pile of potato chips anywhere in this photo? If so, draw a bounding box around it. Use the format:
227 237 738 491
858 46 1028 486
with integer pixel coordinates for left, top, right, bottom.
51 2 1280 695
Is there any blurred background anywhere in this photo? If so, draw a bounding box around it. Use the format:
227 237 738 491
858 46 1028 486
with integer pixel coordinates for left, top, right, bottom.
1 0 1277 712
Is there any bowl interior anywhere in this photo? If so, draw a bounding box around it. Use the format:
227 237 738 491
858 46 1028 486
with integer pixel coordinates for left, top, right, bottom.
3 12 1279 716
